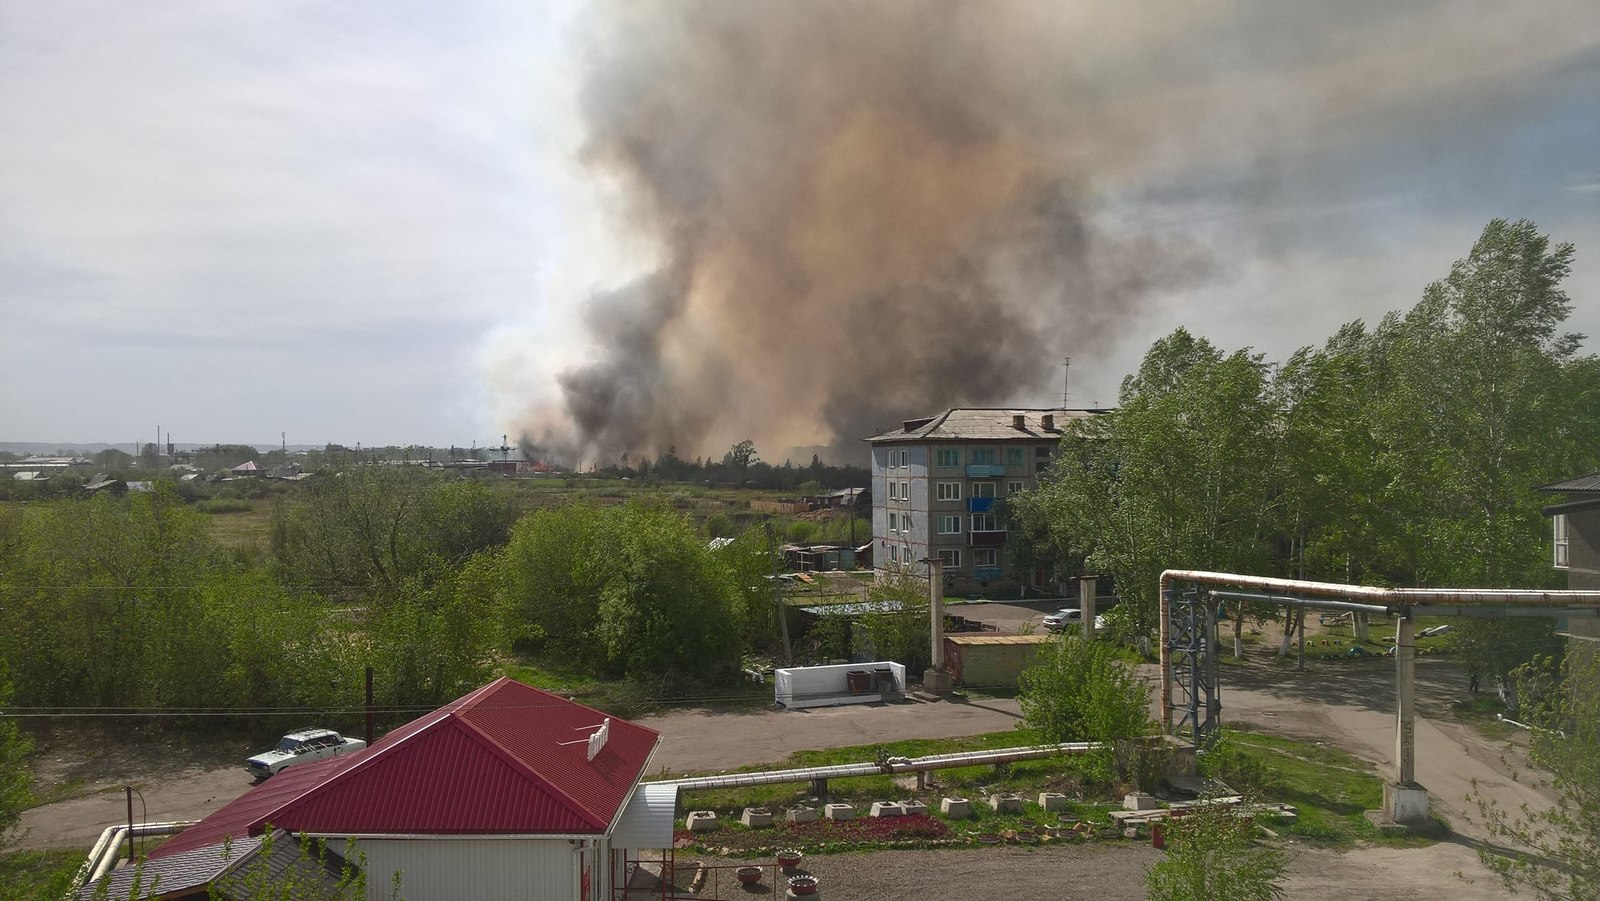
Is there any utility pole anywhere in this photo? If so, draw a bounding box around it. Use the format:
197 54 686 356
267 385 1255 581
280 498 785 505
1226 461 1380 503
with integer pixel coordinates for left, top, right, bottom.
1079 574 1097 640
126 786 134 863
766 521 792 665
365 666 376 746
921 557 952 691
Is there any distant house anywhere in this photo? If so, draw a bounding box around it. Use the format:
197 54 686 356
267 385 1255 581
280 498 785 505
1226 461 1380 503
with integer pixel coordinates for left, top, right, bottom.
91 678 672 901
230 460 263 476
82 473 126 494
1540 473 1600 645
1542 472 1600 587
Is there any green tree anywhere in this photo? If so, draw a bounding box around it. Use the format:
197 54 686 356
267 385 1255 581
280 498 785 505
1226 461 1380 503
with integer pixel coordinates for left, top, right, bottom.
0 667 34 856
499 502 746 681
1377 219 1584 586
1014 330 1282 648
1145 798 1287 901
1018 634 1153 746
1472 649 1600 899
270 469 513 599
857 571 931 672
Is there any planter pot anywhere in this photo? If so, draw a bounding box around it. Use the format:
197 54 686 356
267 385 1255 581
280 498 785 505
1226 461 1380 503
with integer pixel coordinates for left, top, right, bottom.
975 833 1003 845
737 866 763 885
776 849 803 870
788 875 820 896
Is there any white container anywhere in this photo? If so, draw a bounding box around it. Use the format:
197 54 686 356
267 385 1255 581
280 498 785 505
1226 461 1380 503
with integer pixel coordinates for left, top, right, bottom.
774 662 907 709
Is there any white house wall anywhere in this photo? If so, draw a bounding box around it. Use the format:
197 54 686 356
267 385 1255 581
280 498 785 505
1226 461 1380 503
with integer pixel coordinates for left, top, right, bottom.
354 838 577 901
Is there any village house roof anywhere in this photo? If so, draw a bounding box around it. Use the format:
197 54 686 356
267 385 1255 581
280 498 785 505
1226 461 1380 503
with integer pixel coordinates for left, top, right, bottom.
864 407 1110 443
1538 472 1600 493
151 678 660 859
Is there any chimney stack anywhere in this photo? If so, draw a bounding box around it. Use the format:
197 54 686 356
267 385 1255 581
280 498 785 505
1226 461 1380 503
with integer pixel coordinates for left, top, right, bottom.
1011 413 1025 430
1041 413 1055 431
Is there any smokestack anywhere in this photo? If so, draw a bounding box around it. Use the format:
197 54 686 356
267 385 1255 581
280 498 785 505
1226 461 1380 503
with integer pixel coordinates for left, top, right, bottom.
1041 414 1055 431
1012 413 1025 430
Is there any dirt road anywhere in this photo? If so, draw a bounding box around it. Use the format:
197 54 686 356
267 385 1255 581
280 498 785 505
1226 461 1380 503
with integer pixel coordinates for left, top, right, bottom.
18 649 1546 899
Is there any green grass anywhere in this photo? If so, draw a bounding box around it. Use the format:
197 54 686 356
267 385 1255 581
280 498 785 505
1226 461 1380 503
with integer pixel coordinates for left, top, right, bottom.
201 501 275 548
1450 694 1518 741
499 654 771 720
1225 730 1440 846
0 849 84 900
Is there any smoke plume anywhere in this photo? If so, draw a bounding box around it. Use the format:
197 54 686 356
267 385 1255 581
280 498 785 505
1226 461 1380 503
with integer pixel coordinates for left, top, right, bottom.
501 0 1598 465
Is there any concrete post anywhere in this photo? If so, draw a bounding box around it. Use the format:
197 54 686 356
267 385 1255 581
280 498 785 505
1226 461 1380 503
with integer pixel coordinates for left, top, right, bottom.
1379 612 1429 825
922 559 953 691
1079 575 1097 640
1395 614 1415 785
1159 589 1173 732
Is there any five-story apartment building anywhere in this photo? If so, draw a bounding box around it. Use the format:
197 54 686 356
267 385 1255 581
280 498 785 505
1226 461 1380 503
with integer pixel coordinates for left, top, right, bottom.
866 408 1106 588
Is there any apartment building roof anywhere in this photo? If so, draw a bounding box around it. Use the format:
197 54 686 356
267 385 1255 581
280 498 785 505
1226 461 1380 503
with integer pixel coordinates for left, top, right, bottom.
864 408 1110 443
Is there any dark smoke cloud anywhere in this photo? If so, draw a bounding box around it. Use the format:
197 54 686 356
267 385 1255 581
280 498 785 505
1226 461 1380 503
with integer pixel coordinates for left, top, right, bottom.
510 0 1594 464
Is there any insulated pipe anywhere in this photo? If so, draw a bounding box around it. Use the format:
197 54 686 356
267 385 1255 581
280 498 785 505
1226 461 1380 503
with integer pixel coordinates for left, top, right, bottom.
657 742 1102 792
73 821 197 892
1157 569 1600 732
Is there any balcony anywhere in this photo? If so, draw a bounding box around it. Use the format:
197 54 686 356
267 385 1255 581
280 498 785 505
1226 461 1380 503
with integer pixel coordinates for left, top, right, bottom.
966 463 1006 478
971 530 1007 548
967 496 996 513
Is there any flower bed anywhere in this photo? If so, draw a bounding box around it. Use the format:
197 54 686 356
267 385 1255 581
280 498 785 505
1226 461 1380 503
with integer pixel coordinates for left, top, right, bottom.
676 813 955 854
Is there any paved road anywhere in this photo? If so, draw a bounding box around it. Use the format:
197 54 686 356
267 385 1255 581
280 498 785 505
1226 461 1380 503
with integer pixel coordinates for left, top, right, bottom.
18 650 1549 871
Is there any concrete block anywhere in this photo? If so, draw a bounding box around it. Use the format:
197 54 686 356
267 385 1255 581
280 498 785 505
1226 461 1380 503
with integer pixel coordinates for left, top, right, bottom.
1383 782 1430 824
989 793 1025 814
824 803 856 821
1123 792 1160 811
786 806 819 824
940 797 971 818
922 668 954 692
686 810 720 832
869 801 905 817
901 800 929 816
741 806 774 828
1038 792 1070 812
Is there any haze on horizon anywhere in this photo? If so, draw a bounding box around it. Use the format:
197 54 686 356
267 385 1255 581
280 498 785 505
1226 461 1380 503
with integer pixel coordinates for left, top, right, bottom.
2 1 1596 462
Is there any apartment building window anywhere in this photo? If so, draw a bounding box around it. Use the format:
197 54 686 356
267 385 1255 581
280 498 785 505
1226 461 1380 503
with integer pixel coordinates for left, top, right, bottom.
887 514 898 533
938 515 962 534
889 544 899 563
972 482 996 498
972 448 996 465
938 549 961 568
901 513 913 532
1555 513 1569 569
887 481 899 501
974 548 998 567
972 512 1000 532
1035 446 1052 473
1006 448 1024 466
900 481 910 501
1007 480 1025 495
936 481 962 501
936 448 960 467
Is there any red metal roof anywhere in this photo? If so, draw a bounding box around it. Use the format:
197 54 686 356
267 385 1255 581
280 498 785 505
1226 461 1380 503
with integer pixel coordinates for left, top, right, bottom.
153 678 659 858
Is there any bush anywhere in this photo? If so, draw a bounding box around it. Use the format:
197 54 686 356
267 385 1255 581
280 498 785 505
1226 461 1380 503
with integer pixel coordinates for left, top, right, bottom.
1145 799 1287 900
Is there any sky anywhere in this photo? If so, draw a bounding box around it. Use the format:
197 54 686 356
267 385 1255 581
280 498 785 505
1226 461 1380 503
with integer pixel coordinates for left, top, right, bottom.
1 1 1597 456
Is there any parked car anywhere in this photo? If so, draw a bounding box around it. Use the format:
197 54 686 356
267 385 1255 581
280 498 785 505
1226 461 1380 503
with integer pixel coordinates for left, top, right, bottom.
1041 608 1108 633
246 728 366 780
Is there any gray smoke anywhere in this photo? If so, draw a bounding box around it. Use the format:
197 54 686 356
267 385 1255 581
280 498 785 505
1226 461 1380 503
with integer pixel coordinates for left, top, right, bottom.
509 0 1596 464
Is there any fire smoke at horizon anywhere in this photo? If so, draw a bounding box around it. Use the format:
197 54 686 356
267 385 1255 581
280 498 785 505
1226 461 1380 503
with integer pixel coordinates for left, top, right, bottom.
489 0 1600 466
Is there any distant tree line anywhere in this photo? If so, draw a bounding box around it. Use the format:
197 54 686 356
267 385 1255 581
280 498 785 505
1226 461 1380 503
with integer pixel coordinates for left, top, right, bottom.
593 442 868 492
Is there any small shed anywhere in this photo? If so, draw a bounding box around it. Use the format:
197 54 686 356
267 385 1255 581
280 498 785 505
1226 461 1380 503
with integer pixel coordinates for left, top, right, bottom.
943 634 1056 688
